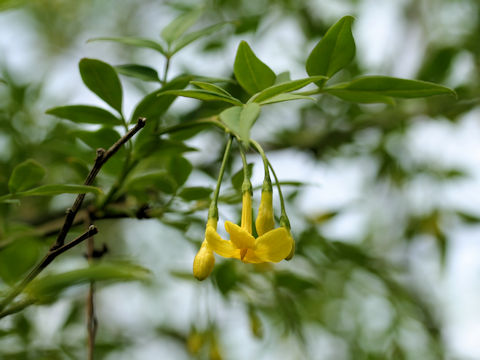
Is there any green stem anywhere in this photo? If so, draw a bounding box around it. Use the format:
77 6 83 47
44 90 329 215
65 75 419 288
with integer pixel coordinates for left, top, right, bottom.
267 160 290 229
250 139 271 190
163 56 171 84
0 298 35 319
238 143 252 193
209 135 234 219
157 117 228 136
294 88 323 96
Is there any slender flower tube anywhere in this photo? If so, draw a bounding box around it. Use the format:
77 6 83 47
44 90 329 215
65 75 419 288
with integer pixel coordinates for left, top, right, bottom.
255 182 274 237
193 218 217 280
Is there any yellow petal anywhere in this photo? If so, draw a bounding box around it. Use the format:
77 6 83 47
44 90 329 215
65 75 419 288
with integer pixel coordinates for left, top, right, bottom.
284 229 295 260
241 192 252 234
254 227 293 262
242 249 264 264
225 221 255 250
206 227 240 259
193 241 215 280
255 190 274 236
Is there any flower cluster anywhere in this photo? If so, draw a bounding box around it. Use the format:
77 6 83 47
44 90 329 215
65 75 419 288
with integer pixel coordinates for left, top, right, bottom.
193 141 294 281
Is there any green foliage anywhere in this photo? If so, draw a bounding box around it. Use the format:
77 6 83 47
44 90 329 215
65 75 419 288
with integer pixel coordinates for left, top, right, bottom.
251 76 325 103
88 36 167 55
178 186 212 201
46 105 122 126
234 41 276 95
79 58 123 114
26 262 150 302
8 159 45 193
161 7 203 46
161 89 243 105
115 64 161 83
0 237 43 284
324 76 456 104
306 16 356 81
131 75 191 124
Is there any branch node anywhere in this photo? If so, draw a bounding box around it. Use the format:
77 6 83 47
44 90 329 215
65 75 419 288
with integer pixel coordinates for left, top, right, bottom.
96 148 106 160
88 225 98 235
137 117 147 127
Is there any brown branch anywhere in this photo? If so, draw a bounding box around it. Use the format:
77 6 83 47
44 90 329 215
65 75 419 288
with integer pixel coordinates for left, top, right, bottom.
53 117 146 250
0 118 146 314
86 280 97 360
0 226 98 312
86 213 98 360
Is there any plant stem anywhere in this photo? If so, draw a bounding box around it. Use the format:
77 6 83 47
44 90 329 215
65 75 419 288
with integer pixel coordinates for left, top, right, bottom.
0 226 98 313
209 135 233 219
238 143 251 189
163 56 171 84
250 139 271 186
0 298 35 319
0 118 146 314
53 117 146 249
86 215 98 360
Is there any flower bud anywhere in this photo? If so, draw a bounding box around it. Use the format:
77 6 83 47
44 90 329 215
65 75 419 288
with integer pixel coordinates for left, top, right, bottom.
241 190 253 234
193 242 215 280
255 190 274 236
193 218 218 281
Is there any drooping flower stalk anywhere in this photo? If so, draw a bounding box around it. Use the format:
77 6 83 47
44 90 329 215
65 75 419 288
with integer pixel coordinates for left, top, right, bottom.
193 136 233 281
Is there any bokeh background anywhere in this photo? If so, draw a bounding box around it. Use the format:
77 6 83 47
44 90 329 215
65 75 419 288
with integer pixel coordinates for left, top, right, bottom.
1 0 479 359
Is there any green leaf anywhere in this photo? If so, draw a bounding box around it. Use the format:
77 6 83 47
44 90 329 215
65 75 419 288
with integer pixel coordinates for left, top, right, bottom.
178 186 212 201
87 36 166 55
259 93 315 105
26 262 150 301
115 64 160 82
306 16 355 82
8 159 46 193
1 184 102 202
46 105 121 126
324 89 394 105
172 22 228 54
130 75 191 123
73 128 121 150
169 156 193 188
125 171 177 194
274 71 291 84
161 7 203 45
456 211 480 224
0 237 43 285
324 76 455 103
234 41 276 95
190 81 232 96
219 106 242 135
239 103 260 146
17 184 103 197
134 138 196 160
252 76 326 103
161 89 243 106
79 58 123 113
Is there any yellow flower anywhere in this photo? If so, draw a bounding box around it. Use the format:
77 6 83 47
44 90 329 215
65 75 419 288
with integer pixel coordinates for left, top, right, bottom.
255 189 274 236
193 218 217 280
206 192 293 263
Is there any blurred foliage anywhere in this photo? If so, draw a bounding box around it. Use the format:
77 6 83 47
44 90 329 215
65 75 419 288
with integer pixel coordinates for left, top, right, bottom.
0 0 479 359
